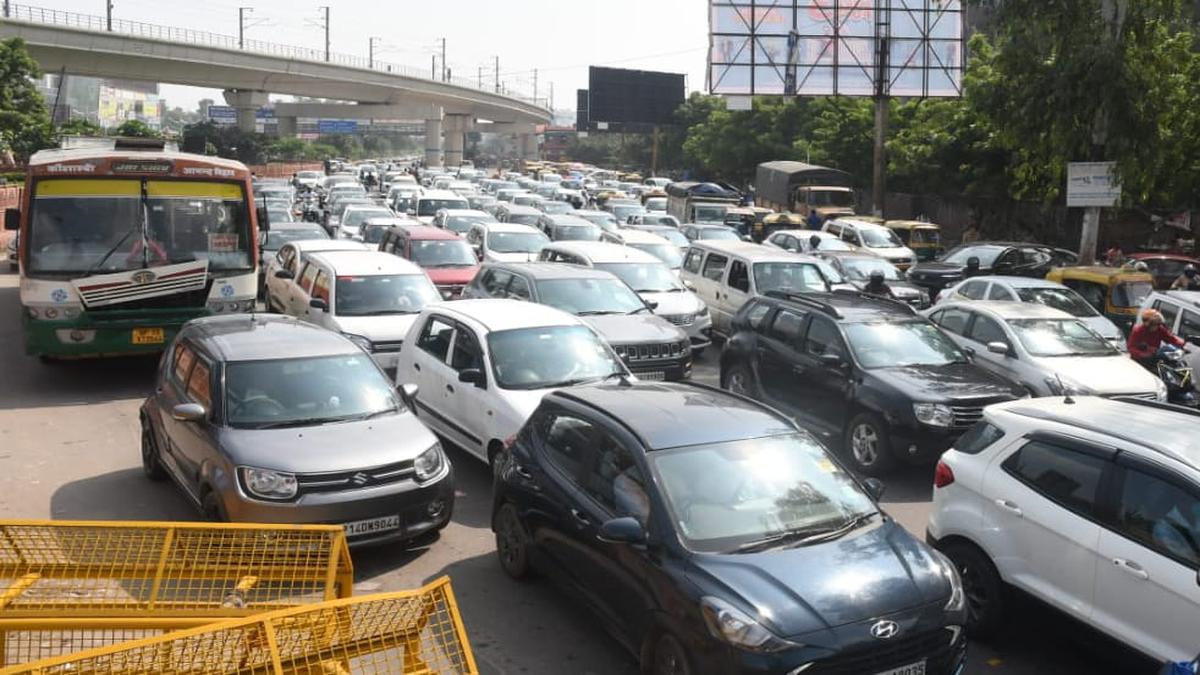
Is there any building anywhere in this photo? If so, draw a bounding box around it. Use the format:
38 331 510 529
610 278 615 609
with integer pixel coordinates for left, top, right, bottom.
44 75 163 130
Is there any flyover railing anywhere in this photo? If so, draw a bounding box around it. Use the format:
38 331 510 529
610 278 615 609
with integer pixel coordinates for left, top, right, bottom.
4 3 549 110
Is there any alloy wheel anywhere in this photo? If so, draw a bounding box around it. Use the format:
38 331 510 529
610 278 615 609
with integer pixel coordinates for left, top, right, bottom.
851 423 880 466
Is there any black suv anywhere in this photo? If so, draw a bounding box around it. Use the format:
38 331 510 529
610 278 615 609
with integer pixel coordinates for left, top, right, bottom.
907 242 1063 296
492 381 968 675
719 291 1024 475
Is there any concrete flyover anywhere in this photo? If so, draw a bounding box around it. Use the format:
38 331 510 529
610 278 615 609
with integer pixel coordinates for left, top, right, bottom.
0 4 550 166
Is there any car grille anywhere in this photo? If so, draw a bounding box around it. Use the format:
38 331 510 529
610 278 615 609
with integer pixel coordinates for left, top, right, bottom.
662 313 695 326
372 340 404 353
807 629 959 675
295 459 415 495
614 341 687 361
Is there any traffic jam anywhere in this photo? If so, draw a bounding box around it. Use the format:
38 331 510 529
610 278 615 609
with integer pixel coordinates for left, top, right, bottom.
7 145 1200 675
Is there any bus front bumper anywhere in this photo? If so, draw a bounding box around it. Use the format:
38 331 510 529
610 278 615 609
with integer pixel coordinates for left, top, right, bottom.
23 310 209 358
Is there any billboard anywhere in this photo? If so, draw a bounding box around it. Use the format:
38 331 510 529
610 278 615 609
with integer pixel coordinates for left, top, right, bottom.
708 0 964 98
318 120 358 134
207 105 237 126
587 67 685 126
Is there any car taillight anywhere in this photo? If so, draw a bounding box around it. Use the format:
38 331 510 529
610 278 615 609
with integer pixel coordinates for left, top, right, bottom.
934 460 955 489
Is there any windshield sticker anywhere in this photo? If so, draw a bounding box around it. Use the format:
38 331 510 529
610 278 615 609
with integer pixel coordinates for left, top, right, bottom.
209 233 240 252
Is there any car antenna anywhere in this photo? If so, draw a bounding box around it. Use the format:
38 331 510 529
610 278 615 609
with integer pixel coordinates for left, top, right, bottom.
1054 373 1075 404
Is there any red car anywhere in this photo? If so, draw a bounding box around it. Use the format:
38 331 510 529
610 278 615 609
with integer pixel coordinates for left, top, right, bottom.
379 225 480 299
1128 252 1200 289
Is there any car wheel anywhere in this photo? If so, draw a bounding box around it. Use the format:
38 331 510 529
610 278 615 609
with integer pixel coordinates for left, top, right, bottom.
493 503 533 580
942 542 1006 638
844 412 897 476
140 416 167 481
201 490 226 522
723 365 759 398
646 631 693 675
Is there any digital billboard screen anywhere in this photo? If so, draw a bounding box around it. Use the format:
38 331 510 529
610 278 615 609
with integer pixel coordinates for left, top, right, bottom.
587 67 686 126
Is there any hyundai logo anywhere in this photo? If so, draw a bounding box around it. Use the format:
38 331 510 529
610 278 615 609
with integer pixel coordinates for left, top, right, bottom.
870 620 899 640
131 270 157 285
351 472 371 486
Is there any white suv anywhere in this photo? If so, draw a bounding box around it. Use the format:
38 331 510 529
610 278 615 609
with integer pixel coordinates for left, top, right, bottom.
927 396 1200 663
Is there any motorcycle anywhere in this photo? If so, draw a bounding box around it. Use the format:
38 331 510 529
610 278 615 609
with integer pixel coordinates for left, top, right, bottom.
1160 653 1198 675
1154 344 1198 407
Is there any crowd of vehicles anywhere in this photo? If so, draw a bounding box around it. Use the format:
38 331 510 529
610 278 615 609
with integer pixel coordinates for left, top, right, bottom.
10 149 1199 674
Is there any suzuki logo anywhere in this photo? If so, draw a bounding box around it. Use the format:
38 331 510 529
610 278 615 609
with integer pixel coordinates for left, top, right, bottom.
131 270 157 285
351 472 371 486
870 620 899 640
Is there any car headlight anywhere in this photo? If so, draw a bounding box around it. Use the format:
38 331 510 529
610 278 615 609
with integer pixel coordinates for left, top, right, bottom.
934 550 966 612
344 333 373 352
700 597 800 653
1155 378 1168 402
414 442 445 482
696 301 709 318
913 402 953 427
240 467 298 500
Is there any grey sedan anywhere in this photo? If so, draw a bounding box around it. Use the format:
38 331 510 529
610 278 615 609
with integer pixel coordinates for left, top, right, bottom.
140 314 454 546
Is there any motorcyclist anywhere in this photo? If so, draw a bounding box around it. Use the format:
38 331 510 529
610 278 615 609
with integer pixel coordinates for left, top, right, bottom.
1170 265 1200 291
1128 308 1187 370
808 234 822 252
863 271 895 299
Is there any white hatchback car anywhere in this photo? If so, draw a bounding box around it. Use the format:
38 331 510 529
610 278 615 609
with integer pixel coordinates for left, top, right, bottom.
264 239 372 313
465 222 550 263
394 299 630 467
927 396 1200 664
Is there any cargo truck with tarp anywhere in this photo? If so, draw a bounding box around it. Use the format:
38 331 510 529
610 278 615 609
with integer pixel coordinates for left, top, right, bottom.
664 182 742 225
754 161 857 220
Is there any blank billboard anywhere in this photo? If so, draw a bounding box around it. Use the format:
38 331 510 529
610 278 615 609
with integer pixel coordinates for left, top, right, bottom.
587 67 686 126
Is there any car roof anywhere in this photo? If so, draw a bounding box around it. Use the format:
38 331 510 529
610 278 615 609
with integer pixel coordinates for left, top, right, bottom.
419 190 464 200
400 225 461 240
290 239 370 253
1152 290 1200 309
545 214 593 225
500 204 542 215
772 229 837 238
765 290 919 322
551 382 795 450
543 241 659 263
688 240 817 263
833 218 893 231
573 210 614 218
956 275 1064 289
307 250 423 275
429 299 583 332
269 222 325 232
440 209 490 217
614 229 670 244
991 397 1200 472
487 262 616 280
939 300 1072 320
476 222 541 234
1129 253 1200 262
185 314 358 362
687 223 732 230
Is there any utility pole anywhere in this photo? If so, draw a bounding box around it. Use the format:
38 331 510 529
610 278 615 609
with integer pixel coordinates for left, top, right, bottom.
320 6 330 62
533 69 538 104
3 1 10 19
368 37 379 69
238 7 252 50
478 66 483 89
106 0 113 31
870 4 891 217
549 82 554 110
494 56 500 93
431 55 437 80
439 38 447 82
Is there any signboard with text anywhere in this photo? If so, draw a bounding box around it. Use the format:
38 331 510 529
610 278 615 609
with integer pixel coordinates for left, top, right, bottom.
317 120 358 134
1067 162 1120 208
207 105 237 126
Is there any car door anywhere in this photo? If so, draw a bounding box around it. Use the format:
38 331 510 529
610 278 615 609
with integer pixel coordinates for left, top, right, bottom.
265 244 295 311
406 314 458 439
288 262 319 316
699 253 731 333
962 312 1017 380
444 324 491 460
794 315 853 431
1177 309 1200 384
1093 456 1200 662
979 435 1111 623
308 269 334 327
723 259 752 317
505 273 533 301
987 283 1017 301
173 353 218 492
955 279 989 301
757 308 809 408
155 341 197 491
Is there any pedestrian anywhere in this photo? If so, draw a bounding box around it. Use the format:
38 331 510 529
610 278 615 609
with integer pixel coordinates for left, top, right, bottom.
961 223 980 243
1104 243 1125 266
806 210 822 231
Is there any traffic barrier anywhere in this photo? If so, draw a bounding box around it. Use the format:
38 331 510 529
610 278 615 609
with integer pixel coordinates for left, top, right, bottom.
0 520 353 667
1 577 478 675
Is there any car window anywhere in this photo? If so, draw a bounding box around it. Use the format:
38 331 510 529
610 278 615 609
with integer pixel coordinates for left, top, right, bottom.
507 274 531 300
702 253 728 282
954 421 1005 455
581 430 651 523
805 318 845 358
768 309 806 345
1180 310 1200 339
683 249 704 274
728 260 750 292
1066 280 1105 310
1002 440 1107 517
299 262 318 292
1156 300 1181 329
958 280 987 300
417 316 454 363
173 343 196 385
744 302 771 332
541 414 594 482
482 269 512 296
932 308 971 335
312 270 331 303
450 326 485 378
1114 469 1200 568
987 284 1015 300
185 359 212 410
967 314 1008 346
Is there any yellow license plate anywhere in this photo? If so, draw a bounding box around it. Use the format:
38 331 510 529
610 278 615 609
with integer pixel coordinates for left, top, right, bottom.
132 328 165 345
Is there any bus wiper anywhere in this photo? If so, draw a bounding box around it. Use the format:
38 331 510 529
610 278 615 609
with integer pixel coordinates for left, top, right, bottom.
82 224 139 278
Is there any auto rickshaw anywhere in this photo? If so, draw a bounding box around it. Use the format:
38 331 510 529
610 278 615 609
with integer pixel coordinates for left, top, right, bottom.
724 206 773 241
759 212 807 238
1045 265 1156 335
887 221 944 262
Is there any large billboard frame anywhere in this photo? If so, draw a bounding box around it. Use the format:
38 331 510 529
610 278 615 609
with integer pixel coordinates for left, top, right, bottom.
708 0 964 99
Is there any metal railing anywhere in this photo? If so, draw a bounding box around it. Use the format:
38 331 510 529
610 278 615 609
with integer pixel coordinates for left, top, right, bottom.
5 3 550 111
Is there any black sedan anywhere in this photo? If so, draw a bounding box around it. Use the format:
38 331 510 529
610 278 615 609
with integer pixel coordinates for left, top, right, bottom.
907 241 1061 295
816 250 931 308
492 381 968 675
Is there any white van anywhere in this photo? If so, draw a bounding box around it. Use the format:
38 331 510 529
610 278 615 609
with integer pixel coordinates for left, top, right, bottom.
823 218 916 270
680 240 853 339
538 241 712 353
600 228 683 273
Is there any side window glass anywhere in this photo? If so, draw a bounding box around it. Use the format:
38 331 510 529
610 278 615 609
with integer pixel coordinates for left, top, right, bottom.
1071 281 1105 310
987 284 1015 300
728 261 750 292
954 422 1006 455
299 263 318 292
507 275 531 300
185 359 212 410
768 310 806 345
482 270 512 296
1002 440 1107 517
418 316 454 362
683 249 704 274
1156 301 1181 329
967 315 1008 346
1180 310 1200 339
312 270 332 303
959 281 987 300
1115 469 1200 567
745 303 771 332
805 318 845 358
450 327 485 379
541 415 594 482
173 344 196 385
702 254 728 282
933 308 971 335
582 431 651 523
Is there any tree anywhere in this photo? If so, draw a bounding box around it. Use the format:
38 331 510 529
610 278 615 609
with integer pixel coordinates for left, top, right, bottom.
114 119 159 138
0 38 54 162
58 118 103 137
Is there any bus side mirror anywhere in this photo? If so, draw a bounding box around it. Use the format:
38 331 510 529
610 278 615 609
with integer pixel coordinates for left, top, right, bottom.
4 209 19 231
256 205 271 232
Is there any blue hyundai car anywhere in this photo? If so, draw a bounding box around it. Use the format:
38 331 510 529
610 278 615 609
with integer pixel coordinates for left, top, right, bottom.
492 381 967 675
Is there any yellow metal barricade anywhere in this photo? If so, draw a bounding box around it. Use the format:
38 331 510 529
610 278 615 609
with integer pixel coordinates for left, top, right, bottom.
2 576 477 675
0 520 354 667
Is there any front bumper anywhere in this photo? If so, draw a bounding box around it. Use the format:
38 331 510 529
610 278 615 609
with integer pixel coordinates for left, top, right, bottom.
625 356 692 382
888 423 966 463
685 313 714 350
220 469 455 548
23 311 206 358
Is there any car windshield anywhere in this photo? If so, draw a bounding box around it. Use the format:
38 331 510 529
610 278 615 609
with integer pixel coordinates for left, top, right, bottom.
648 433 876 553
553 224 601 241
488 325 624 390
860 228 903 248
1015 287 1099 317
335 274 439 316
1009 319 1114 357
845 321 966 368
410 239 477 267
630 243 683 268
1113 281 1154 308
578 213 620 230
417 199 469 216
360 224 390 244
645 198 667 211
808 190 855 207
612 205 646 221
490 231 550 254
840 257 904 281
540 202 573 215
942 245 1006 267
509 214 543 227
753 262 833 293
535 278 646 315
264 227 327 251
648 228 689 247
446 216 489 235
700 227 741 241
596 262 682 293
225 354 399 429
693 205 729 223
343 208 393 228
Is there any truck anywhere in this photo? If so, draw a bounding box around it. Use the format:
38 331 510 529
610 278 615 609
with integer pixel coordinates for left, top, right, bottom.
665 182 742 225
754 161 857 220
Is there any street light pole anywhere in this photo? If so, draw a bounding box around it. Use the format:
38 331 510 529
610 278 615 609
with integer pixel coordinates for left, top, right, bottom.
368 37 379 69
238 7 252 50
494 56 499 93
320 6 330 62
105 0 113 31
439 38 447 82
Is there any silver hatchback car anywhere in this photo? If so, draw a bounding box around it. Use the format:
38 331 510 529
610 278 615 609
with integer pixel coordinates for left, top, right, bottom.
140 314 454 546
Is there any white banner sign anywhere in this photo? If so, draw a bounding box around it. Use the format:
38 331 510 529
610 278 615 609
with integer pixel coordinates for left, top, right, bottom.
1067 162 1120 208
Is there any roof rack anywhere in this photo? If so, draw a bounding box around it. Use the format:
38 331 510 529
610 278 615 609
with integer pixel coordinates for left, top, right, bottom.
830 288 919 315
763 290 843 319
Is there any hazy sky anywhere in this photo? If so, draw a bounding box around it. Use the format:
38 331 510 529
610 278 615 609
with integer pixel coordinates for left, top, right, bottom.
48 0 710 111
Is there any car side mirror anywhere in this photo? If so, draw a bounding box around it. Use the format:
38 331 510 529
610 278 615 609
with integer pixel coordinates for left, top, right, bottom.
819 352 845 368
863 478 886 501
458 368 485 387
398 383 419 404
172 403 207 422
256 205 270 232
645 300 659 311
3 209 19 231
987 341 1011 356
597 517 646 546
682 280 696 291
309 298 329 312
274 269 294 280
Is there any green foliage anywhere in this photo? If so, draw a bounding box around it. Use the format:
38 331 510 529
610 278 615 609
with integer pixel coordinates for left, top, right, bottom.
58 118 103 137
113 119 159 138
0 38 54 161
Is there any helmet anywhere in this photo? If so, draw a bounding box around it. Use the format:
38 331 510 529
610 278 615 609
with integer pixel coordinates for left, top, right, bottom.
1185 265 1197 278
868 271 886 286
1142 308 1164 324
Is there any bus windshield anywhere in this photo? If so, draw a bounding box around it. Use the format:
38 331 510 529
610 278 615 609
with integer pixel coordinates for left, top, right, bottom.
27 178 252 274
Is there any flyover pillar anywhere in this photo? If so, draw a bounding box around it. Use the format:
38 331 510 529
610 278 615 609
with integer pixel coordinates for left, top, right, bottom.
519 132 538 162
222 89 269 133
424 118 443 168
276 116 298 137
443 114 472 168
